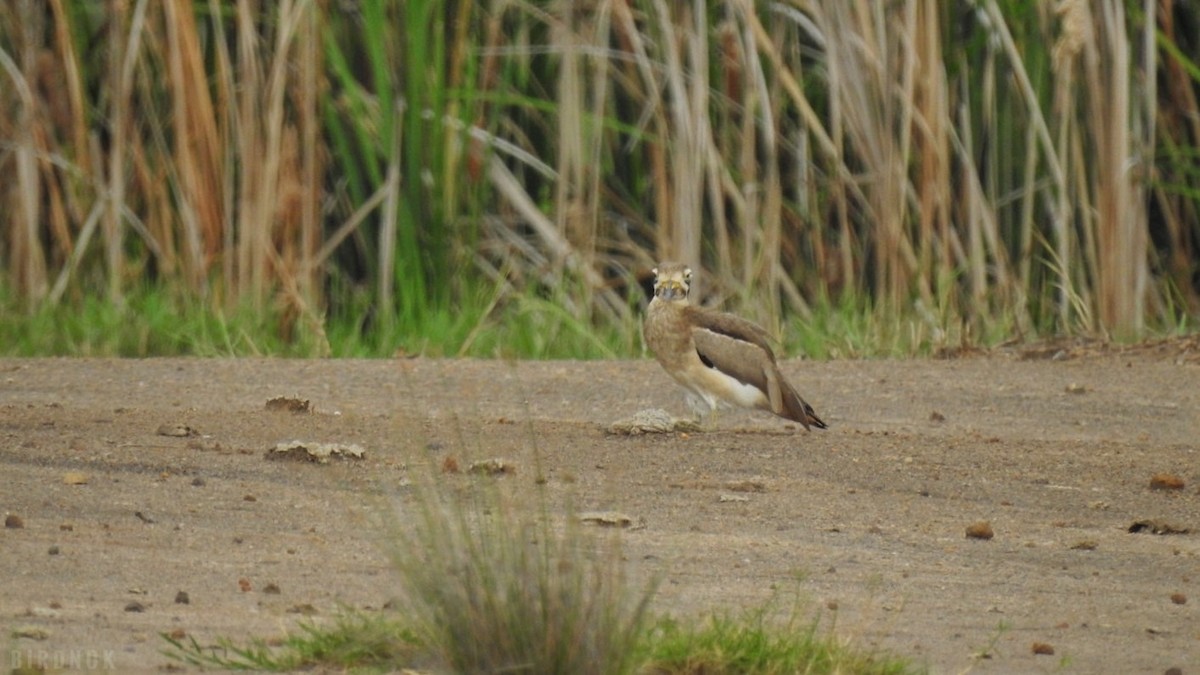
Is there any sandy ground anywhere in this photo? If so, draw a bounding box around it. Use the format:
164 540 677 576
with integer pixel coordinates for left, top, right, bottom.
1 343 1198 673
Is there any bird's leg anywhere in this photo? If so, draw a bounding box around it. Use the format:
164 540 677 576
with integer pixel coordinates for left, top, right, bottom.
685 392 719 431
704 406 720 430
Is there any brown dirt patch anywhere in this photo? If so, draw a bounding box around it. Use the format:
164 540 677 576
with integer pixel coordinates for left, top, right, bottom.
1 352 1198 672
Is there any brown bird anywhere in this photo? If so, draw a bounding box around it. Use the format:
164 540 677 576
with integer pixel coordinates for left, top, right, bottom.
643 262 827 430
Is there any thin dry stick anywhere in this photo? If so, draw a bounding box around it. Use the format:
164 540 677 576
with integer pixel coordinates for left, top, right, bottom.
0 38 46 302
105 0 151 303
297 3 321 305
165 0 223 291
652 0 705 277
378 100 402 322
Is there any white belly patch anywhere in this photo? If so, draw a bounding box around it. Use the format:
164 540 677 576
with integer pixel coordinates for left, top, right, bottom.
676 363 768 412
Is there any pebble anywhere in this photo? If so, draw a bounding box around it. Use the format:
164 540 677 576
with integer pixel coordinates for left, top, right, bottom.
1149 473 1185 490
965 521 994 540
1031 641 1055 655
5 514 24 529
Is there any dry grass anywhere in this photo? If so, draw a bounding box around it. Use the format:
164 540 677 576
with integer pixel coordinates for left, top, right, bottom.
384 473 655 675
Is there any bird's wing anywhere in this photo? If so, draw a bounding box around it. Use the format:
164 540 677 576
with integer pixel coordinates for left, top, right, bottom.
688 313 777 396
685 306 778 361
688 307 826 429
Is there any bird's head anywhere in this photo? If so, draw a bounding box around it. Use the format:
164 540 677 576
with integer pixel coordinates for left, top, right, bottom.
652 262 692 302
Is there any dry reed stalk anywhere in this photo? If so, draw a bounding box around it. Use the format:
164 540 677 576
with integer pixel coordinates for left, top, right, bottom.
0 5 46 305
911 0 952 311
296 4 321 305
164 0 224 291
822 1 918 308
378 103 401 322
104 0 151 303
652 0 708 291
1082 1 1150 338
552 2 588 270
228 0 314 312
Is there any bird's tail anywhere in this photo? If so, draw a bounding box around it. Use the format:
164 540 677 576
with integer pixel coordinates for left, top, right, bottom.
783 384 828 430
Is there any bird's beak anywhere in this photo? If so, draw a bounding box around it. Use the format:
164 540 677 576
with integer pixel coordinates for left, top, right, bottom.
655 281 687 301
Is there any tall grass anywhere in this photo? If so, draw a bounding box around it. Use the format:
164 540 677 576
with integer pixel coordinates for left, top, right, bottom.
383 474 655 675
0 1 1197 356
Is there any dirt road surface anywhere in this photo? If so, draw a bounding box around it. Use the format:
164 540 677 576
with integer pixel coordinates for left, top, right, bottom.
2 345 1198 673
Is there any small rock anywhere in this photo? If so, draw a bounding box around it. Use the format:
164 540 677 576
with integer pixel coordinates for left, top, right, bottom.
1070 540 1098 551
1149 473 1186 490
5 514 24 529
266 440 365 463
724 479 767 493
607 408 701 435
1165 667 1183 675
190 477 206 487
1031 641 1055 655
578 511 637 528
265 396 312 413
62 471 89 485
1064 383 1086 394
1129 520 1190 535
263 583 281 595
156 423 198 437
166 628 187 640
243 494 257 502
124 601 145 612
1170 592 1186 605
238 578 252 593
718 494 750 503
929 411 946 422
965 521 994 540
175 591 190 604
441 456 460 474
286 603 318 615
47 545 59 555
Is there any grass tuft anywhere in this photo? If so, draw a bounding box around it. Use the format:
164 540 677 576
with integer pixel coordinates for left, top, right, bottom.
641 604 921 675
384 473 656 675
162 609 420 671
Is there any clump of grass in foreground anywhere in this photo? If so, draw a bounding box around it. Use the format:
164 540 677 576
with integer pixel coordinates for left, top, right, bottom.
384 476 656 675
640 605 922 675
162 610 420 671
